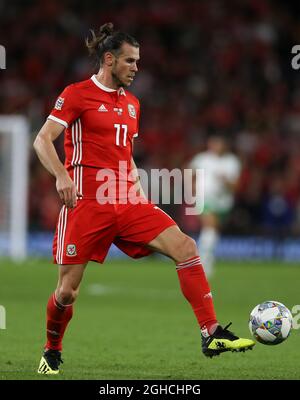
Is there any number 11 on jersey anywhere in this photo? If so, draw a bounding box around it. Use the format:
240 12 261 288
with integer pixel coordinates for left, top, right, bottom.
114 124 128 147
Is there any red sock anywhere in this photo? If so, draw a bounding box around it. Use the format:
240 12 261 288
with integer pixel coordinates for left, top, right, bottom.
176 256 218 333
45 293 73 351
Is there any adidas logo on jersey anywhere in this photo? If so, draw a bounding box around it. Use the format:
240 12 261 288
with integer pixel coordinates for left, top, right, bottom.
98 104 108 112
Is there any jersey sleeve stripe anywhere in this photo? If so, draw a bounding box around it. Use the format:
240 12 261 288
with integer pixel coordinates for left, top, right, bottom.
47 115 68 128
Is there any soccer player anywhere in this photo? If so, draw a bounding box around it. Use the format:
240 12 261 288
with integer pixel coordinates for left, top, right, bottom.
190 135 241 277
33 23 254 375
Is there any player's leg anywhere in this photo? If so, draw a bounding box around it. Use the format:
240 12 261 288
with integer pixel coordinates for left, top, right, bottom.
198 212 219 278
147 225 255 357
47 263 87 351
116 202 218 330
116 202 254 357
38 263 87 374
147 225 218 330
38 201 117 374
55 263 87 305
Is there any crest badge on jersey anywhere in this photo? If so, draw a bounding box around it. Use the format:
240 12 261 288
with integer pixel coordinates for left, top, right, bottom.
66 244 77 257
54 97 64 110
128 104 136 119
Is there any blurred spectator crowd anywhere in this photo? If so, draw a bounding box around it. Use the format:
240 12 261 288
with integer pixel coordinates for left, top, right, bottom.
1 0 300 236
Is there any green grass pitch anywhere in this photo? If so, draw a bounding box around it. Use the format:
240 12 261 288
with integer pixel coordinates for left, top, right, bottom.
0 256 300 380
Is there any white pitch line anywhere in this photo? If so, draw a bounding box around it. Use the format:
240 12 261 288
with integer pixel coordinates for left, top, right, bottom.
86 284 178 299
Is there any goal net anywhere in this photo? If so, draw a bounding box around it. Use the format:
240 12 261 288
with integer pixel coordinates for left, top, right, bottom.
0 115 29 260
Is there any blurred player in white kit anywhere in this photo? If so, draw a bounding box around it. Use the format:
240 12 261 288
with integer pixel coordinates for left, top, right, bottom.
189 135 241 277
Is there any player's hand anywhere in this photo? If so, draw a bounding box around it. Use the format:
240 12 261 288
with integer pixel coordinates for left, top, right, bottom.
56 172 83 208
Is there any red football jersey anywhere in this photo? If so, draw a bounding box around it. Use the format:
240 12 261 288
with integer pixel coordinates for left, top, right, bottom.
48 75 140 200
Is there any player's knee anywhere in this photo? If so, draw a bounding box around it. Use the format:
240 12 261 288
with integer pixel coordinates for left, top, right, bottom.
175 236 198 263
56 287 79 305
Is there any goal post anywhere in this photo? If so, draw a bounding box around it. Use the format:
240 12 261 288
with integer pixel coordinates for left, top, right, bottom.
0 115 29 260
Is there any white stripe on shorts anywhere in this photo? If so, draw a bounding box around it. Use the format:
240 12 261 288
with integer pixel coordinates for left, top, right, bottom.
56 206 68 264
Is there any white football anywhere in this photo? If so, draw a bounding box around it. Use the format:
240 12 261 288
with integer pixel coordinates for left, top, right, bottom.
249 301 293 345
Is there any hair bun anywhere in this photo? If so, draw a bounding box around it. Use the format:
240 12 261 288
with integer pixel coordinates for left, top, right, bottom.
99 22 114 37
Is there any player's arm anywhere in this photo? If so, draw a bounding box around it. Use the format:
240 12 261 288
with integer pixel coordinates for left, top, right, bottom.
131 157 146 199
187 156 200 197
219 159 241 193
33 119 81 208
220 176 238 192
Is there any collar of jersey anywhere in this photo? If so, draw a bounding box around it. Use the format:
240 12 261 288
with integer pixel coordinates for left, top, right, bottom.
91 75 126 96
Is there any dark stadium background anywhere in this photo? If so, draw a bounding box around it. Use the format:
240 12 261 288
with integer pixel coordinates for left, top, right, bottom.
1 0 300 260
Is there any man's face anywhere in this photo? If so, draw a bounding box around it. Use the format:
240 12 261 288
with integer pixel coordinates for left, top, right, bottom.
208 137 227 155
111 43 140 87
